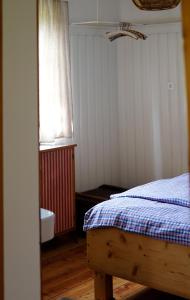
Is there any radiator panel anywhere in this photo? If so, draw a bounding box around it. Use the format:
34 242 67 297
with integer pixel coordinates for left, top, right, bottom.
40 146 76 235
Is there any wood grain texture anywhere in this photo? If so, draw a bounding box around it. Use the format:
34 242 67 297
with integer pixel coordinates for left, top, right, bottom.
41 237 186 300
182 0 190 170
0 0 3 298
87 228 190 299
41 238 142 300
94 272 114 300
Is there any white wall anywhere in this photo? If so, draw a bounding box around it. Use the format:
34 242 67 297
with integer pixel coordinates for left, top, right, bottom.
3 1 41 299
69 0 119 23
69 0 181 25
70 26 120 191
70 22 188 191
117 23 188 188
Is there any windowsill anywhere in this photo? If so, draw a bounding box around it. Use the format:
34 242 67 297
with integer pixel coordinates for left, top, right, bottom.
39 138 77 151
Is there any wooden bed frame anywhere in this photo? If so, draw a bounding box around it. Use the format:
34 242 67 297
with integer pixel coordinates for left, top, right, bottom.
87 2 190 300
87 228 190 299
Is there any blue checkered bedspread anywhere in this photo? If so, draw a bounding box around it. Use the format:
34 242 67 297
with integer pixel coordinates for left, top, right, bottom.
84 174 190 246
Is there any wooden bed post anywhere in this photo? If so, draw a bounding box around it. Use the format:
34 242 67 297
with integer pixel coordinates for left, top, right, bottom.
94 271 114 300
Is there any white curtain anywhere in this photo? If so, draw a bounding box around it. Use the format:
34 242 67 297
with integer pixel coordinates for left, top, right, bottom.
39 0 73 143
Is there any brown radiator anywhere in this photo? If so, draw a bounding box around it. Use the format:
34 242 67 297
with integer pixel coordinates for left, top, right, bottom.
39 145 76 235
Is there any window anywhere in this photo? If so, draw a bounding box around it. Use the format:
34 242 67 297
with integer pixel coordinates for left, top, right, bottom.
39 0 73 144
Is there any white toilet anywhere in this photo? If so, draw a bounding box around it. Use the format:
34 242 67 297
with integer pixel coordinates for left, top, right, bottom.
40 208 55 243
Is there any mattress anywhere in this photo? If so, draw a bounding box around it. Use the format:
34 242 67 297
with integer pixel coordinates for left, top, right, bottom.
84 174 190 246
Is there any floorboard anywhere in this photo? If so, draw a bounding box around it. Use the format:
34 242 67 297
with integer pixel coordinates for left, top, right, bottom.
41 236 185 300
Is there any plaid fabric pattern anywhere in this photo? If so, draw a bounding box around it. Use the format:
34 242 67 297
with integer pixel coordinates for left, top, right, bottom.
111 173 190 208
84 197 190 246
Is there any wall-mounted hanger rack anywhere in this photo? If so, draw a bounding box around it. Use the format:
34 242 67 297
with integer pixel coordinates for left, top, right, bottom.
105 22 147 42
71 0 147 41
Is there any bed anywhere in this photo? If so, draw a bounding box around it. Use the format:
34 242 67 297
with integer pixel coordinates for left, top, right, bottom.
84 174 190 299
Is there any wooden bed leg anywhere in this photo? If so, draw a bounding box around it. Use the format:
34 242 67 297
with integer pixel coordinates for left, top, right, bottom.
94 271 114 300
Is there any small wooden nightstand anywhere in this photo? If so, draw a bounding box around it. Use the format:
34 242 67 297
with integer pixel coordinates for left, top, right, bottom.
76 184 126 235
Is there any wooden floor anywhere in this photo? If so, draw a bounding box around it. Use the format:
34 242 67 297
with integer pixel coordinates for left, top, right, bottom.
41 236 185 300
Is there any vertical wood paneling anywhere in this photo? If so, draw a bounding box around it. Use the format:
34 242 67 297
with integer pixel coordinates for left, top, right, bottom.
158 33 171 177
150 34 163 179
141 36 154 182
177 33 188 171
117 25 188 188
182 0 190 172
70 24 188 192
133 40 145 184
71 27 120 192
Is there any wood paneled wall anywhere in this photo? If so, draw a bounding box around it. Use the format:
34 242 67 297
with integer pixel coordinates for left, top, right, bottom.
70 27 121 192
117 23 188 188
70 23 188 192
182 1 190 169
